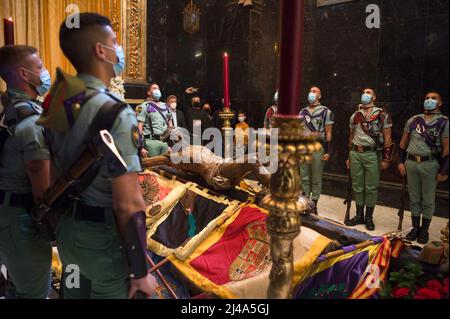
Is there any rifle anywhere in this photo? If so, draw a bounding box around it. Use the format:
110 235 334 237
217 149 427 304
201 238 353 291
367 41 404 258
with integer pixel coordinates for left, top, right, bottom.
32 130 127 240
397 175 407 231
343 168 352 225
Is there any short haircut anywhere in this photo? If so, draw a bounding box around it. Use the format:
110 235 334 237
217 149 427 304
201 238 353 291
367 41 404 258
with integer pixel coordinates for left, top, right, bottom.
238 110 246 116
59 13 112 72
364 88 376 96
427 91 443 101
166 95 177 102
0 45 37 79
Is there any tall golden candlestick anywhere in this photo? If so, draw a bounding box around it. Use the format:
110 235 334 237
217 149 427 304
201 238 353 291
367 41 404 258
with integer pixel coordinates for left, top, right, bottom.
260 0 322 299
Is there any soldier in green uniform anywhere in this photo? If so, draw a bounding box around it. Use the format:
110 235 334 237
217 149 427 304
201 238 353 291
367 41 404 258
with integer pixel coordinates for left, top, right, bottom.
398 92 449 244
137 83 172 158
45 13 157 299
299 86 334 212
345 88 395 231
0 45 52 298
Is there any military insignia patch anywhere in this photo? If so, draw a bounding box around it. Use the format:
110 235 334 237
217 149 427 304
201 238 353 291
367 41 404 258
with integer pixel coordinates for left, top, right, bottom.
132 125 141 148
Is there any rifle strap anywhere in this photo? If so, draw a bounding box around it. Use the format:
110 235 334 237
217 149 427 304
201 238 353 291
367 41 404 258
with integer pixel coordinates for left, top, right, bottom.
44 91 102 176
70 99 128 197
49 96 128 201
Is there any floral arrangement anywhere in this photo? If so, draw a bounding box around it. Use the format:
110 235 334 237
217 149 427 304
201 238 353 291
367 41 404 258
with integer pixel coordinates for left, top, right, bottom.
109 76 126 100
381 262 448 299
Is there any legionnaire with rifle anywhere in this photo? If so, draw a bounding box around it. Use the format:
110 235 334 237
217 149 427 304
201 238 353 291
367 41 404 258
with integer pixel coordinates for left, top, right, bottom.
398 92 449 244
39 13 157 299
343 168 353 225
397 175 407 231
345 88 395 231
299 86 334 213
0 45 52 299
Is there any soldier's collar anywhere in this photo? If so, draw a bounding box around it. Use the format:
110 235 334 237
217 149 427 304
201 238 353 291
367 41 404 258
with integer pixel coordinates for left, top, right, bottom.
7 87 33 101
77 73 108 91
423 111 441 116
358 106 379 113
307 104 323 110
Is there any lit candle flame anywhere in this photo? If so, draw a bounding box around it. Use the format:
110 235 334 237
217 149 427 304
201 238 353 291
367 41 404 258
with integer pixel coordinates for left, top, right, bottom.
8 17 13 22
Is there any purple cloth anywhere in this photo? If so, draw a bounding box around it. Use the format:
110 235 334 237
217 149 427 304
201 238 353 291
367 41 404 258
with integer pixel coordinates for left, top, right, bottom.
64 91 86 127
294 250 370 299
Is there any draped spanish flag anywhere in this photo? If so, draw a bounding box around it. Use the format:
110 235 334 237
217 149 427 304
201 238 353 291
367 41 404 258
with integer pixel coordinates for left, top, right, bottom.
167 204 332 299
144 171 333 299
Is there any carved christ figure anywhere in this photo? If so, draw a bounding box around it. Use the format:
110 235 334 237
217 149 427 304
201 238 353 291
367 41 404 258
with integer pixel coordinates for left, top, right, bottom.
141 145 271 191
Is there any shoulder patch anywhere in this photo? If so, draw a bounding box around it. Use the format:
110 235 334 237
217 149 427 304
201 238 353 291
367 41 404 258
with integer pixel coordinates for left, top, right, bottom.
132 125 141 148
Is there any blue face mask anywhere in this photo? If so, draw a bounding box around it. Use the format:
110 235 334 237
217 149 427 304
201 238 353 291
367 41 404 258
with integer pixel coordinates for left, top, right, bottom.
424 99 438 111
308 92 318 104
361 93 373 105
153 90 162 101
26 68 52 96
102 44 126 76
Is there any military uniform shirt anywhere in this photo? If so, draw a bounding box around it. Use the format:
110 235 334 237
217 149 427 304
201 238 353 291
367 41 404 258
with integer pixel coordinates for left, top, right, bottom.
404 113 449 157
299 104 334 141
47 74 141 208
349 107 392 147
137 101 170 136
0 89 49 194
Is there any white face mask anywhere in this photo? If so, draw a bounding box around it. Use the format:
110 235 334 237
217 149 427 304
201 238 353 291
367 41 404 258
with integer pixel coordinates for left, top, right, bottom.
170 102 177 110
238 116 246 123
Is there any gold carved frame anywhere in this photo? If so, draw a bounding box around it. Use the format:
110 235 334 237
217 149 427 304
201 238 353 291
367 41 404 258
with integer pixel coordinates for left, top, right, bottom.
113 0 148 84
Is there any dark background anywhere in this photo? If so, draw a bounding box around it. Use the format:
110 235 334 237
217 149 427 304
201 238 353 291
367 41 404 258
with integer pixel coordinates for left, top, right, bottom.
126 0 449 217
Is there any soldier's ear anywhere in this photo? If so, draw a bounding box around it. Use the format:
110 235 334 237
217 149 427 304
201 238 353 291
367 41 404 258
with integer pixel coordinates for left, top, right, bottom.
17 67 28 82
17 67 32 83
94 42 107 62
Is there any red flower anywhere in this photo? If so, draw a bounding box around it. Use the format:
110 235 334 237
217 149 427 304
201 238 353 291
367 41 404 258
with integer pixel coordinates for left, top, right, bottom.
392 287 410 299
414 288 442 299
426 280 443 292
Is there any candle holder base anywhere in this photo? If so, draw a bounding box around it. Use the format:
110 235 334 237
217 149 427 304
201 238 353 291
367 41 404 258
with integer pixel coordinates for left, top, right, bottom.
219 109 236 160
219 109 235 130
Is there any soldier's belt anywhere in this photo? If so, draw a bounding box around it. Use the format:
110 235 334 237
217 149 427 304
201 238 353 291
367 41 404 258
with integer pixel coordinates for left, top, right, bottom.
352 144 378 153
407 154 437 163
144 134 162 140
71 201 113 225
0 190 33 211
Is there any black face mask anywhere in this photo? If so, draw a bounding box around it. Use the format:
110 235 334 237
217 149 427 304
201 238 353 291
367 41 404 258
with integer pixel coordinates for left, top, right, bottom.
192 102 201 108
